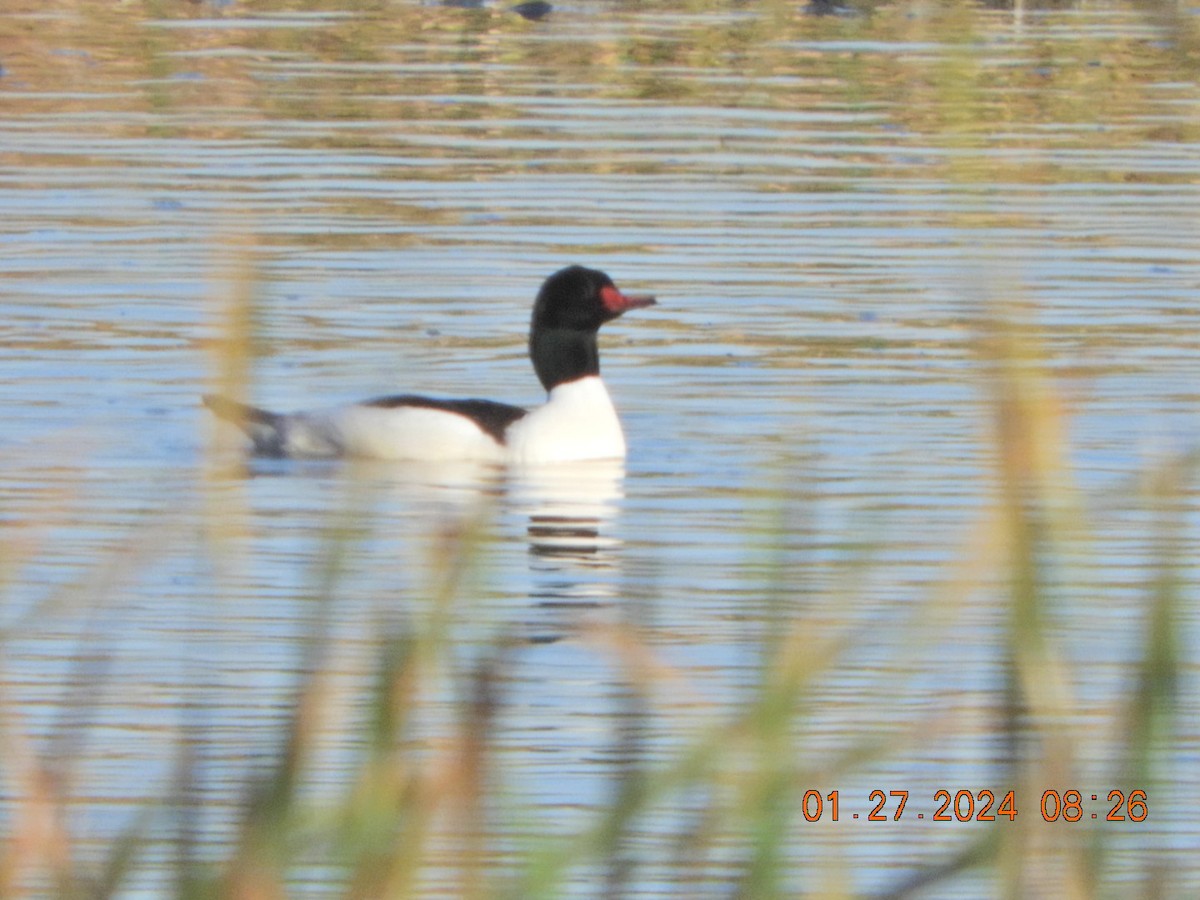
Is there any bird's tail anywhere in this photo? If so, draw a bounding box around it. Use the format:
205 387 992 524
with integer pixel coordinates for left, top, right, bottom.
202 394 287 456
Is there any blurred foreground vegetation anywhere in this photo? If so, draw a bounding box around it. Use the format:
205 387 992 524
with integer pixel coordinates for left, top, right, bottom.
0 0 1196 897
1 307 1189 896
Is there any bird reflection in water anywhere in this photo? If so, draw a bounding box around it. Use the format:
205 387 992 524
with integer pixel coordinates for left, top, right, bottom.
223 455 631 645
509 459 627 642
511 459 625 560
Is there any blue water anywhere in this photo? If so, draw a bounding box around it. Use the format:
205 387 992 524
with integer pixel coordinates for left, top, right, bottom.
1 1 1197 895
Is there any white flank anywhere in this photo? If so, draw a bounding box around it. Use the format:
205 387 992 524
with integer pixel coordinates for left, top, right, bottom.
505 376 626 464
287 404 507 462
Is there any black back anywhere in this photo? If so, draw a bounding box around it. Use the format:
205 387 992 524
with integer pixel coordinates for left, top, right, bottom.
361 394 528 444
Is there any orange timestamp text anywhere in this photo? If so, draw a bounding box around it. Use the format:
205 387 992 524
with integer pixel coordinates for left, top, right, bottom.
798 789 1148 822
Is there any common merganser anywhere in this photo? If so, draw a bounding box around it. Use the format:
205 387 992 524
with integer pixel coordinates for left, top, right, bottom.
203 266 655 464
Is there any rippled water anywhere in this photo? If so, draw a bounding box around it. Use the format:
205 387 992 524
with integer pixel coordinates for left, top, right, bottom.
1 0 1197 896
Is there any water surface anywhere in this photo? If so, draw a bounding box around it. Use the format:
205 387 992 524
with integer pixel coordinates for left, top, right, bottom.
1 0 1197 895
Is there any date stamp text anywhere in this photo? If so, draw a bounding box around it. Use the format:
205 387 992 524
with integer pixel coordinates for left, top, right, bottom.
797 789 1148 822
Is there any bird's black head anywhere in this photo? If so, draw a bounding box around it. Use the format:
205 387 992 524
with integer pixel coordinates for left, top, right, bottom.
528 266 655 392
531 265 656 333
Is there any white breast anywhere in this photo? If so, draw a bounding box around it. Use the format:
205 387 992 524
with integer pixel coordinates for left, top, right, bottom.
504 376 627 464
